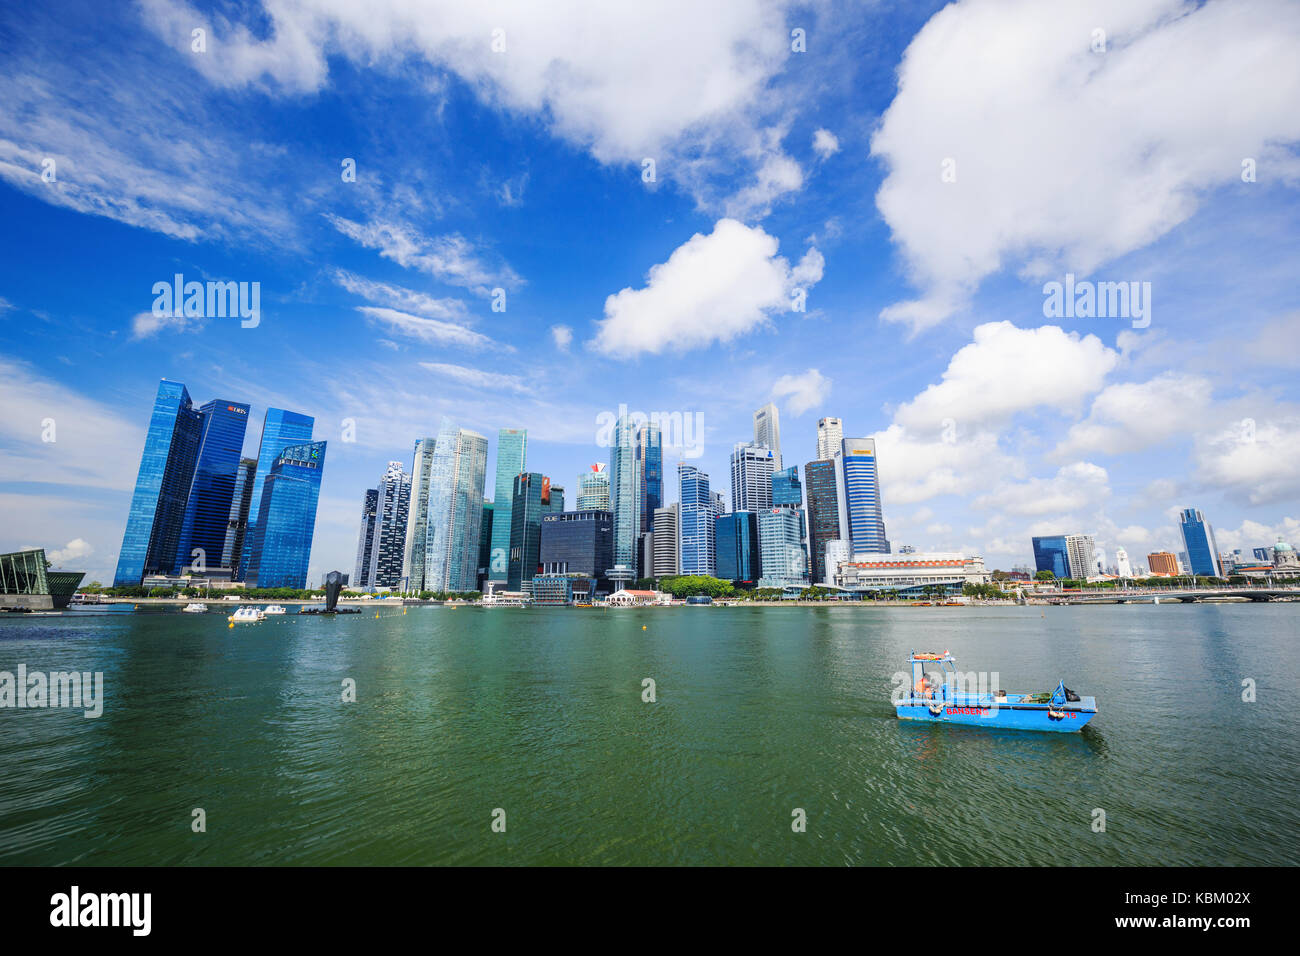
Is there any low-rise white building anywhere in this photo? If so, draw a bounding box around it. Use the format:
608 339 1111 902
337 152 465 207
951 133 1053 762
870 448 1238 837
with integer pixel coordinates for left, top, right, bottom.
833 552 990 596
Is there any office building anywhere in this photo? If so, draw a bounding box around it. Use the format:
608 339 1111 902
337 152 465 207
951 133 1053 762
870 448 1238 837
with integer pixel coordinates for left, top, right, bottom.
241 407 315 579
219 458 256 579
816 417 843 460
652 503 680 577
757 508 809 588
637 422 662 533
540 509 614 590
244 441 327 589
1147 551 1180 576
402 437 437 592
368 460 410 589
754 402 782 470
822 539 849 585
545 480 565 514
1032 533 1096 580
836 438 889 557
609 413 641 578
425 418 489 593
507 472 547 590
716 510 760 583
488 428 527 582
353 488 380 587
176 399 250 576
1179 508 1222 577
731 442 775 513
679 463 715 576
577 464 611 511
804 459 841 585
477 502 495 589
1066 534 1098 581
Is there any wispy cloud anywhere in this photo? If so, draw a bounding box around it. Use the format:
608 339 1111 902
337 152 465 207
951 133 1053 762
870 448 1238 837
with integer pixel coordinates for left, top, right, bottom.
357 307 495 349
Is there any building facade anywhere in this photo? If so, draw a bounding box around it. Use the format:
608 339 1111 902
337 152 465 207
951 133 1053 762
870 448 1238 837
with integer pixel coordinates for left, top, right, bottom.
609 413 642 577
753 402 782 470
835 552 990 596
715 510 759 583
220 457 256 580
816 417 843 461
577 464 611 511
425 418 489 593
837 438 889 557
636 423 662 534
353 488 380 587
678 463 715 576
757 508 809 588
241 407 315 579
731 442 775 513
539 509 614 590
369 460 411 589
488 428 527 582
176 400 250 576
402 437 437 591
507 472 546 591
652 503 680 577
1179 508 1222 577
1147 551 1180 576
244 441 327 589
805 459 841 586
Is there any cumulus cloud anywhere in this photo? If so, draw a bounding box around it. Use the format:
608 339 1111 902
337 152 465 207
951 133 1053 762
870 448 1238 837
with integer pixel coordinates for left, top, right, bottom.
873 423 1023 506
47 538 93 565
772 368 831 415
973 462 1111 517
591 218 822 358
1194 415 1300 506
895 322 1118 431
871 0 1300 329
1054 372 1212 458
550 325 574 351
811 128 839 159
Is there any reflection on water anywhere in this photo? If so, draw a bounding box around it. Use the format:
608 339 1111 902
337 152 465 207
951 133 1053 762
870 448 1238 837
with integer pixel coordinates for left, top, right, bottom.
0 603 1296 865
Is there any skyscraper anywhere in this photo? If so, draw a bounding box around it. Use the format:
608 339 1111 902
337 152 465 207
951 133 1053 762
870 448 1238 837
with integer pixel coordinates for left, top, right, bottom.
540 509 614 590
816 417 843 460
353 489 379 587
753 402 782 470
636 422 663 533
678 463 715 576
1066 534 1098 581
1179 508 1222 577
836 438 888 557
1032 533 1095 579
715 511 759 583
544 480 565 514
577 464 611 511
652 503 679 577
114 380 203 586
731 442 775 512
507 472 546 591
220 458 256 579
369 460 411 589
805 459 841 585
241 408 315 579
1147 551 1179 576
757 507 809 587
176 400 250 575
609 413 642 577
402 437 437 592
772 465 802 509
244 441 327 589
488 428 527 582
424 418 489 593
477 502 495 589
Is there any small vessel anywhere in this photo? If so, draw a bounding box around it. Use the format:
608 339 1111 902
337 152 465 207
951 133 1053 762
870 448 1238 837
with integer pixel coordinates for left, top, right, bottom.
896 651 1097 732
263 605 287 615
182 602 208 613
228 606 266 623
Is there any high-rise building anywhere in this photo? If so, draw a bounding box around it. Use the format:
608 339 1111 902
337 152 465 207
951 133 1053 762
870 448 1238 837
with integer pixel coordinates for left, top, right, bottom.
772 465 802 509
804 459 841 585
353 489 380 588
477 502 494 589
220 458 256 579
540 510 614 589
609 413 642 576
1115 546 1133 578
679 463 715 576
544 480 565 514
241 408 315 579
1032 533 1095 579
507 472 546 590
176 400 250 576
577 464 611 511
425 418 489 593
636 423 663 533
114 380 204 586
715 511 759 583
753 402 782 470
368 461 410 589
731 442 775 513
402 437 437 592
244 441 327 589
488 428 527 582
757 508 809 588
652 503 680 577
816 417 843 461
1147 551 1180 576
836 438 888 557
1066 534 1098 580
1179 508 1222 577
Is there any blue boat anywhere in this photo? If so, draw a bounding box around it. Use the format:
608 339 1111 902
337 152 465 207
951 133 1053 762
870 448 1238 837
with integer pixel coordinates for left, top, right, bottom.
895 651 1097 732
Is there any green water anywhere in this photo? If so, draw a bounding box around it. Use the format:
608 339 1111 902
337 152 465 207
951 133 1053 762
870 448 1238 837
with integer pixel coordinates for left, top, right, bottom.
1 604 1297 866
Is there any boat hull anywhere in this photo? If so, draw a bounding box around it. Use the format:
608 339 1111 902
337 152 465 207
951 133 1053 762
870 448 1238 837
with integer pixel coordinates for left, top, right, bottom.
895 699 1096 732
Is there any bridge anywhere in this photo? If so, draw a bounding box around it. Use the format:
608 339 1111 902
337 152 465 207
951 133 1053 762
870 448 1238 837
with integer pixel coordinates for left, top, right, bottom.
1041 586 1300 605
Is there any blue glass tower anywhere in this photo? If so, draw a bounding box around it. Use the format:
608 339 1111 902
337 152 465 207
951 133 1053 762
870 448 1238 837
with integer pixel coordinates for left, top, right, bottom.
772 466 802 508
114 380 203 586
241 408 315 579
507 472 546 590
678 463 715 576
1179 508 1222 577
244 441 327 589
637 422 662 533
838 438 888 556
1032 536 1070 578
715 511 759 583
489 428 527 581
175 400 250 574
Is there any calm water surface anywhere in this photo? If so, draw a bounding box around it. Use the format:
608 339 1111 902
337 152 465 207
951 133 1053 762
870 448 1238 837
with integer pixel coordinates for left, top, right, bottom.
1 604 1297 865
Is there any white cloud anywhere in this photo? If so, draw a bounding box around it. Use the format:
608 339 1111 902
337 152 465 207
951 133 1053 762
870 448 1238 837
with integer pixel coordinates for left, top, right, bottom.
811 128 840 159
326 215 521 294
333 270 469 321
356 307 495 349
1055 372 1212 458
874 423 1023 506
973 462 1111 517
130 310 203 340
418 361 528 393
47 538 93 565
1194 416 1300 505
772 368 831 416
550 325 574 351
591 219 821 358
871 0 1300 329
895 322 1118 431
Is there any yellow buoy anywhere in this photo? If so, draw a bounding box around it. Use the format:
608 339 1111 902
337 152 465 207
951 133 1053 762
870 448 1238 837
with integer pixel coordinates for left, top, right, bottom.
228 621 234 629
642 625 647 630
375 612 380 619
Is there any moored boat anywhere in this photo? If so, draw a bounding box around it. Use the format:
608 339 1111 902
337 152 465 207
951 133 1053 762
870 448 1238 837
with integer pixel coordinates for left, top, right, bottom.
228 606 266 623
895 651 1097 732
182 602 208 613
263 605 287 615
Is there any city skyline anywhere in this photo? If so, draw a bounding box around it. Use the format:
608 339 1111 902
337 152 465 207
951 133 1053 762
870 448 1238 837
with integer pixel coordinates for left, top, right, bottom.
4 1 1300 588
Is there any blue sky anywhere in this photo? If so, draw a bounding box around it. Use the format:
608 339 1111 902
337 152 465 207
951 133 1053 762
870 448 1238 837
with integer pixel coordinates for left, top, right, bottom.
2 0 1298 586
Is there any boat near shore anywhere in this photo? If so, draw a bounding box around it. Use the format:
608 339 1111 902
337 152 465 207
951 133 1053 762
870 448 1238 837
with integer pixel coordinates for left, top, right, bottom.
182 602 207 613
896 651 1097 732
228 606 265 623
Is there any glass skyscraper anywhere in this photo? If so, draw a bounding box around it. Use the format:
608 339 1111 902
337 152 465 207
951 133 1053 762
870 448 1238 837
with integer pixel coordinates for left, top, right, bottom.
715 510 759 583
678 463 715 576
244 441 327 589
176 400 250 575
220 457 257 577
488 428 527 581
1179 508 1222 577
609 414 641 575
424 417 489 593
753 402 782 470
805 459 841 585
1031 535 1070 579
636 423 662 533
369 460 411 588
115 380 204 586
402 437 437 591
757 507 809 587
836 437 888 557
772 465 802 509
241 408 315 579
507 472 546 590
353 488 380 587
577 464 610 511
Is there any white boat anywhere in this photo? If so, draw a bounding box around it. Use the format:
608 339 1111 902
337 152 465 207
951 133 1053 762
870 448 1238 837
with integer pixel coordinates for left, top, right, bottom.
263 605 287 615
228 606 266 622
182 602 208 613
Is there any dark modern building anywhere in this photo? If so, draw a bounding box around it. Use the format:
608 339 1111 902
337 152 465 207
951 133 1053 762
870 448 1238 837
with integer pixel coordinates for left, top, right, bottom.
715 510 760 584
477 501 495 590
772 465 802 508
507 472 547 590
220 458 257 579
637 422 662 533
244 441 327 589
353 488 380 587
370 461 411 588
241 408 315 578
804 459 841 585
176 400 250 575
539 509 614 591
1 549 85 610
1031 535 1070 579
